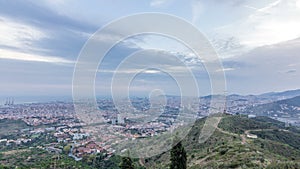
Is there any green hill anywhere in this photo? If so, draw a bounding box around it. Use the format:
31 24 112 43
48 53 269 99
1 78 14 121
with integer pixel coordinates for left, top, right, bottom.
144 114 300 169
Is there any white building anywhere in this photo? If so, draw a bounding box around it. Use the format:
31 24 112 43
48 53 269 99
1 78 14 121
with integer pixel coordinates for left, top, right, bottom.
248 114 256 118
117 114 124 124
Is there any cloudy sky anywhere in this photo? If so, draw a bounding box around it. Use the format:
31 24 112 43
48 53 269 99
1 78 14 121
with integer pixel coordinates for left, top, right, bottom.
0 0 300 101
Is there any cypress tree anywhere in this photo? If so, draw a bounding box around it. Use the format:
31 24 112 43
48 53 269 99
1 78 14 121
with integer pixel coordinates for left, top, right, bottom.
170 141 187 169
120 156 134 169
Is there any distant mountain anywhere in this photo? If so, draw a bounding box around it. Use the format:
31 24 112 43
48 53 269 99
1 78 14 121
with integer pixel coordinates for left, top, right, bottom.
259 89 300 100
243 96 300 118
201 89 300 104
202 89 300 98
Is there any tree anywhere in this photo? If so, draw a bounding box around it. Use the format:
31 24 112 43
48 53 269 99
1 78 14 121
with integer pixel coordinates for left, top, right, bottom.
63 144 71 154
170 141 187 169
120 156 134 169
94 153 106 168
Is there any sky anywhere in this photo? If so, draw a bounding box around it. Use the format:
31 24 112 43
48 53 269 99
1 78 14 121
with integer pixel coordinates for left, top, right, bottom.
0 0 300 101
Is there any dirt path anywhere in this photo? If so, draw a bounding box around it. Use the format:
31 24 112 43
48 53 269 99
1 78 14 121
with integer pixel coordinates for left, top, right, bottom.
241 134 247 144
139 158 145 167
216 126 248 145
216 126 238 137
2 149 29 155
190 152 217 167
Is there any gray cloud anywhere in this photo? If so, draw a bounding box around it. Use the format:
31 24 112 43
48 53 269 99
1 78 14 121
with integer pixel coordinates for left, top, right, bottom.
0 0 97 32
0 0 99 59
224 37 300 94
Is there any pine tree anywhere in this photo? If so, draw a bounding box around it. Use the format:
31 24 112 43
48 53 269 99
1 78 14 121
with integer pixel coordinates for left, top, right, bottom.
94 153 106 168
120 156 134 169
170 141 187 169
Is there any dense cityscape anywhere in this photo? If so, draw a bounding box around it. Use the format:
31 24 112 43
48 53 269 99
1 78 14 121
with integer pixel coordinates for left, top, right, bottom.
1 91 300 165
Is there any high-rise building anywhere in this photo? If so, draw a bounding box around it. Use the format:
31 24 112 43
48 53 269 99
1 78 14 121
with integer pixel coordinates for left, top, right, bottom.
117 114 124 124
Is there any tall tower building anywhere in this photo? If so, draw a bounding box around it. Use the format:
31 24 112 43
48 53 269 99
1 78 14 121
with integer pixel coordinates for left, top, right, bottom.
117 114 124 124
4 97 14 106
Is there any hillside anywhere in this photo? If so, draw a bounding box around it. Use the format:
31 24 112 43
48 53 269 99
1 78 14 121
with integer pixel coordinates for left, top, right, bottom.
144 114 300 169
244 96 300 118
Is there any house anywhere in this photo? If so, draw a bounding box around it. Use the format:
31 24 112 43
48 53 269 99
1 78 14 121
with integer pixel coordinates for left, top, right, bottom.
246 134 258 139
248 114 256 118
